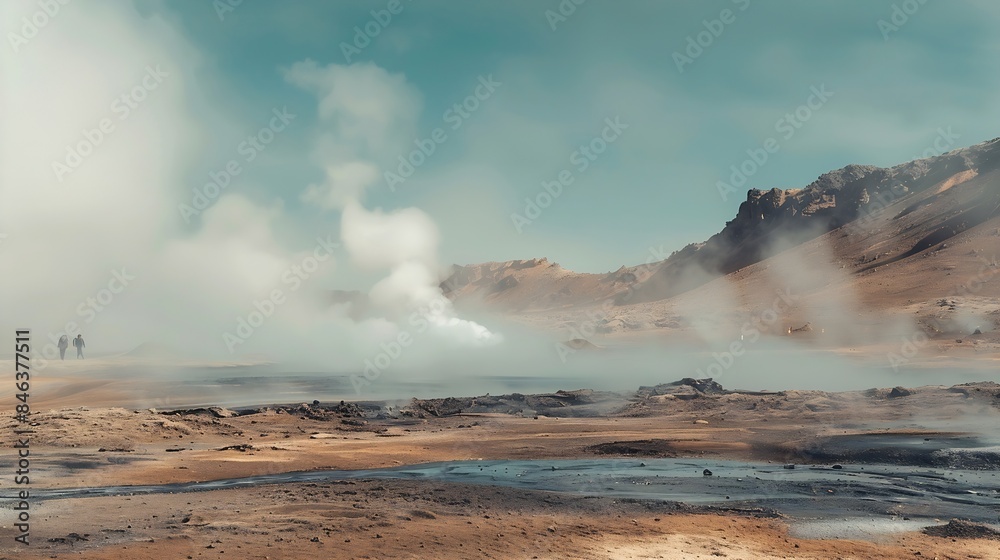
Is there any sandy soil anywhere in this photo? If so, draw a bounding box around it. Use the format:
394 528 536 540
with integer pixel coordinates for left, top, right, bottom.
2 378 999 558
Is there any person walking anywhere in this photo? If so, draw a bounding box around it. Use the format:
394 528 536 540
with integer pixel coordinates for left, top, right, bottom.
73 334 85 359
58 335 69 360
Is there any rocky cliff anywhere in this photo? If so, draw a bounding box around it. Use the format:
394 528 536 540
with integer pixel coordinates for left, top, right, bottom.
621 137 1000 304
442 137 1000 309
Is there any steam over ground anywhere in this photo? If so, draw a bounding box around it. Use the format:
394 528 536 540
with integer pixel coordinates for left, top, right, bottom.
1 4 996 397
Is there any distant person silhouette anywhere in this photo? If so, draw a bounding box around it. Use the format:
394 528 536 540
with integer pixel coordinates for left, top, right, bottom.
58 335 69 360
73 334 85 359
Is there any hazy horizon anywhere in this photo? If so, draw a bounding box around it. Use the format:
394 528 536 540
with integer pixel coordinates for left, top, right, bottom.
3 0 999 384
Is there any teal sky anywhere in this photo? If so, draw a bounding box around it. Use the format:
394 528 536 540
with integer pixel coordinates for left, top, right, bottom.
156 0 999 273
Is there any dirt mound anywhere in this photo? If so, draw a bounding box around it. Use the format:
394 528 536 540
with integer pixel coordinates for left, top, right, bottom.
233 401 375 421
405 389 626 418
888 386 913 398
923 519 1000 540
586 439 677 457
161 406 239 418
637 378 726 399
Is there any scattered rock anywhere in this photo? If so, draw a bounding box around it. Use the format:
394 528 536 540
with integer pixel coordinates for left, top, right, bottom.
217 444 254 452
888 386 913 398
636 378 726 401
48 533 89 545
162 407 238 419
407 389 621 418
703 469 713 476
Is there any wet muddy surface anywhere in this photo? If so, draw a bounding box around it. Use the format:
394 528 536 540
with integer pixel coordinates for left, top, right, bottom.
35 459 1000 529
788 433 1000 469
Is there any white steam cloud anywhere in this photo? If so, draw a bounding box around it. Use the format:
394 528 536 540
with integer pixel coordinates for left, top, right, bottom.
0 3 499 374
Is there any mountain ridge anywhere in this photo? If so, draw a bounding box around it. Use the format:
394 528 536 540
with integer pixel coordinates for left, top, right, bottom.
442 137 1000 318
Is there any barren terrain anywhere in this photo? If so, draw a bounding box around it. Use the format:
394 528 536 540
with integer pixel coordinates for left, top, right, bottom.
2 373 999 559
